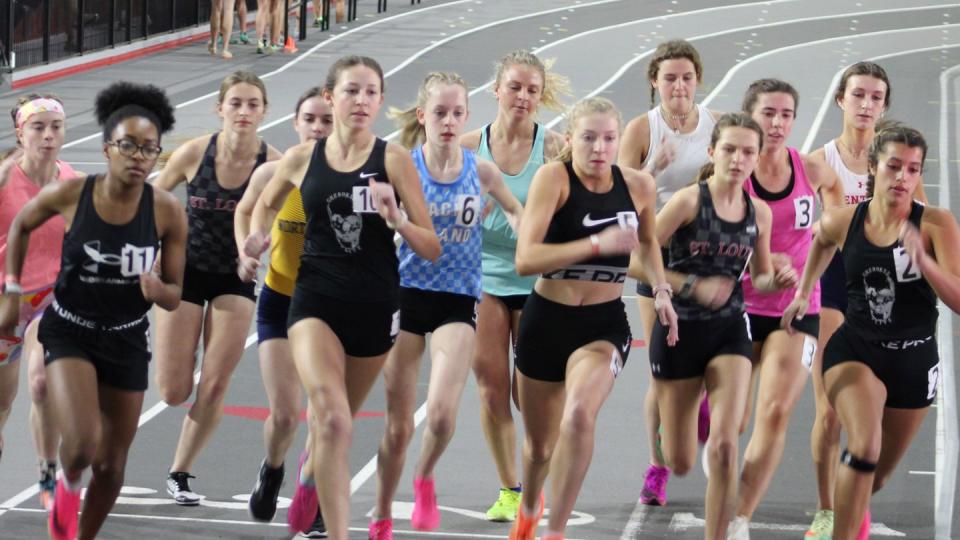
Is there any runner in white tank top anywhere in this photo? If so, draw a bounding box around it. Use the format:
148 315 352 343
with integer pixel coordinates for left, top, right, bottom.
617 39 721 508
803 61 928 540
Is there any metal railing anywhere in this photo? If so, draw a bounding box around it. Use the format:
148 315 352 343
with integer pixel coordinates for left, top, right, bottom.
0 0 424 73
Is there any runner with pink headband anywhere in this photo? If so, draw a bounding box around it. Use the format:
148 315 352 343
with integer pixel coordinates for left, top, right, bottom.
0 93 80 511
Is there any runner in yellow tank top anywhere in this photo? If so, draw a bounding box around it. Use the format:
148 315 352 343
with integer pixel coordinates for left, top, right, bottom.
233 87 332 536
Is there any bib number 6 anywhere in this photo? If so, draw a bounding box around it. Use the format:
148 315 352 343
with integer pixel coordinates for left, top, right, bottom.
456 195 483 227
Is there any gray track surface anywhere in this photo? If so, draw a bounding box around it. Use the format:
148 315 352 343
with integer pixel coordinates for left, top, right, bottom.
0 1 958 538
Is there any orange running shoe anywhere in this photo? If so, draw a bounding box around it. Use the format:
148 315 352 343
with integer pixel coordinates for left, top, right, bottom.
508 493 544 540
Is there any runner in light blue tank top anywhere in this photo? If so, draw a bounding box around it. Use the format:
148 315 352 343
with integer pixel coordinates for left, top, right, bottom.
477 122 544 297
399 146 483 299
371 72 523 539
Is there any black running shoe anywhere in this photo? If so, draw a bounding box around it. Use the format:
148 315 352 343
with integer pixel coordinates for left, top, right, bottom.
304 506 327 538
248 459 284 521
166 471 201 506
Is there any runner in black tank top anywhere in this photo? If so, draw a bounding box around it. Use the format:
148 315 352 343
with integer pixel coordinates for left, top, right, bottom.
151 71 282 505
0 82 184 540
781 126 960 540
242 56 439 540
648 114 796 540
508 98 676 540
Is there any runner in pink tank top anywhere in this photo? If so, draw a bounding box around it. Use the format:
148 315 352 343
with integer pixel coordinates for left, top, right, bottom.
0 93 80 510
726 80 844 539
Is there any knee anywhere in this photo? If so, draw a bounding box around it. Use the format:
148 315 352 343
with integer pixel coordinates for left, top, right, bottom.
560 402 597 437
268 407 300 436
707 436 738 472
316 408 352 443
666 453 694 476
523 438 554 466
60 437 99 471
385 416 414 450
758 399 791 435
157 376 192 407
195 376 231 408
91 458 126 490
819 406 842 436
477 382 510 416
426 406 456 441
28 370 47 404
844 433 881 464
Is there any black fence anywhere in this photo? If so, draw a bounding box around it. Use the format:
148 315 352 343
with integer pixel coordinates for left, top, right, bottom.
0 0 423 74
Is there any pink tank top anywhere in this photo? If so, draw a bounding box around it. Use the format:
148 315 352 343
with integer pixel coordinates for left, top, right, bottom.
0 160 77 290
742 148 820 316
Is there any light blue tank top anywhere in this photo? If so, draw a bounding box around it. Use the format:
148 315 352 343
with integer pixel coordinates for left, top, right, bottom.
477 123 544 296
399 146 484 299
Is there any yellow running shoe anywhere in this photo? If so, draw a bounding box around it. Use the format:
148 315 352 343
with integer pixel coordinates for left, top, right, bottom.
805 509 834 540
486 488 521 522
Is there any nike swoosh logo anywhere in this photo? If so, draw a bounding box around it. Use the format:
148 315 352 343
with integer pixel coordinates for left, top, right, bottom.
359 171 378 179
582 214 618 227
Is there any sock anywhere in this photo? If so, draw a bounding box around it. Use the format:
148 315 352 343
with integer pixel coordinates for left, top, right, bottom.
509 485 522 493
60 470 83 493
299 463 315 487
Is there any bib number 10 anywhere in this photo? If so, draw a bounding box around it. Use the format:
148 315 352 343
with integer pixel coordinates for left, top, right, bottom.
456 195 483 227
352 186 379 214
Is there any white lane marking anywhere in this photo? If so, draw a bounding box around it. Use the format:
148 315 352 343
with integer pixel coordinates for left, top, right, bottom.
367 501 596 526
803 43 960 153
0 507 590 539
60 0 479 150
544 3 958 129
668 512 906 536
935 61 960 540
700 18 960 107
350 401 427 494
383 0 626 78
619 503 650 539
909 470 937 475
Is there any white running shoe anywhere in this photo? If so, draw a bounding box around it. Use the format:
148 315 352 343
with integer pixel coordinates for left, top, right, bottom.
727 515 750 540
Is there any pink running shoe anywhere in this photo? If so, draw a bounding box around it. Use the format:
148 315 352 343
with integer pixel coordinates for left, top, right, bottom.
411 476 440 530
638 464 670 506
369 517 393 540
287 451 318 533
48 475 80 540
856 509 871 540
698 395 711 445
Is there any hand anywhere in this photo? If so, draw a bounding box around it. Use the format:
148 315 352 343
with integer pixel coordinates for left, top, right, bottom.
780 293 810 335
772 256 799 290
0 296 20 341
139 272 165 303
690 275 735 309
596 224 640 256
237 255 260 283
899 221 928 274
647 134 677 177
369 179 402 225
243 231 271 259
654 290 679 346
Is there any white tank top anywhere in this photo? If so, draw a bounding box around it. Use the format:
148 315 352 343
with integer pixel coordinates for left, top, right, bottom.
643 103 715 209
823 139 869 205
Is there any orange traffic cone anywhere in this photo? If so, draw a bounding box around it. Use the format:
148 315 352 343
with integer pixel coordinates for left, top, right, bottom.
283 35 298 53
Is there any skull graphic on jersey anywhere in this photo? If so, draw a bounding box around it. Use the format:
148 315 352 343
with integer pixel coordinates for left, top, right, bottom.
327 194 362 253
863 267 895 325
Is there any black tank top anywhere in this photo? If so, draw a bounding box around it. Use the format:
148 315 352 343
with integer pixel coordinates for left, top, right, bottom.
843 200 937 340
541 162 637 283
298 137 398 302
54 176 159 326
668 181 757 320
186 133 267 273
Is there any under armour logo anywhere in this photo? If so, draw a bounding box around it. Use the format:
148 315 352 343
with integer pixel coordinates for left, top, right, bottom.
82 240 122 273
